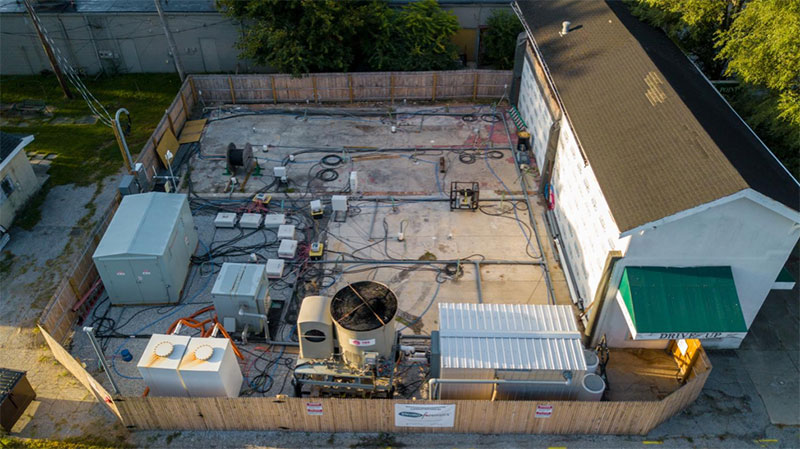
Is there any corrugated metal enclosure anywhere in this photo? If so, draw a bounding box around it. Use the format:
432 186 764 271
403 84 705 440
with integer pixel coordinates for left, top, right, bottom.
435 303 589 400
93 192 198 305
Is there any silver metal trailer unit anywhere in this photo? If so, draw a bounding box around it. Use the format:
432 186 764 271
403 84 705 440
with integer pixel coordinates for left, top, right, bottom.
432 303 588 400
92 192 198 305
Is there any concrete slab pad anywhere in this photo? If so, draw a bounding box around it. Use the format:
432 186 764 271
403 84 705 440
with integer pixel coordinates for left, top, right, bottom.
738 350 800 425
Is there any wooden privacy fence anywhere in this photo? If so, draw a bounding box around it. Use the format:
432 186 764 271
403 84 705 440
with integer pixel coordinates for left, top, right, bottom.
191 70 512 104
37 193 120 343
41 318 712 435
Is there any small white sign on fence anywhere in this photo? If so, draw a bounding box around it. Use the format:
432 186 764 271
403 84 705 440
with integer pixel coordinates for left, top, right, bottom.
306 401 323 416
535 404 553 418
394 403 455 427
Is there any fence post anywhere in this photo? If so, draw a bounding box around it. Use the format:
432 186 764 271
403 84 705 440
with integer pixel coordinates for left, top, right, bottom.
179 91 189 120
271 76 278 104
68 277 81 300
228 76 236 104
166 110 176 137
312 75 318 103
390 74 395 103
348 74 354 103
432 73 438 102
473 72 479 101
189 77 198 103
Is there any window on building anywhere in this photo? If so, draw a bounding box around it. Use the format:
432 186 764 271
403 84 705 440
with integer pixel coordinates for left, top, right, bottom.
0 176 15 200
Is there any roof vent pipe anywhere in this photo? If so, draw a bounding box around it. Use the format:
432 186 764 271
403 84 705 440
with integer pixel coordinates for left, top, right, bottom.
560 21 571 36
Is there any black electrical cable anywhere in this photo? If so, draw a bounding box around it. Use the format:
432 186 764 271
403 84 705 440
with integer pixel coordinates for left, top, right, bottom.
315 168 339 182
320 154 344 167
458 152 477 164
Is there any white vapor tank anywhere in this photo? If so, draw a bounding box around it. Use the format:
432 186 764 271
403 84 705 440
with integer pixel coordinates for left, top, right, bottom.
178 337 243 398
137 334 191 397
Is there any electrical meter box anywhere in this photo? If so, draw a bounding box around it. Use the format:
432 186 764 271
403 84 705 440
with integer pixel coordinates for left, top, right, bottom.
137 334 191 397
179 337 243 398
93 193 198 306
211 263 270 333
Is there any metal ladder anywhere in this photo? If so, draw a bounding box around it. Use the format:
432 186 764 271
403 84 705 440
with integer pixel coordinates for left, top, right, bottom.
509 105 527 132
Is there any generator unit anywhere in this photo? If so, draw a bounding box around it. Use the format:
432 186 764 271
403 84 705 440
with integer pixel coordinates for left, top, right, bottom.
210 263 270 335
93 193 198 305
293 281 400 398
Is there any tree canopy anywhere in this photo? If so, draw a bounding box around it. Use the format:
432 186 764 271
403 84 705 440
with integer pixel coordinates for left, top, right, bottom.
218 0 460 75
628 0 799 177
716 0 800 127
482 9 523 70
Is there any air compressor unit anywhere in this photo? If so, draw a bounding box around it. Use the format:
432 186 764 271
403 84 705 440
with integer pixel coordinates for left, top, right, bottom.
293 281 400 398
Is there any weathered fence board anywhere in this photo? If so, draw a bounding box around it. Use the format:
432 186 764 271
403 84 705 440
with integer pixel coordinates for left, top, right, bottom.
191 70 511 104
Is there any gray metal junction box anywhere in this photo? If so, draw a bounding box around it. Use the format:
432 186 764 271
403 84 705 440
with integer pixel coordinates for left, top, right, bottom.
211 263 270 334
92 192 198 306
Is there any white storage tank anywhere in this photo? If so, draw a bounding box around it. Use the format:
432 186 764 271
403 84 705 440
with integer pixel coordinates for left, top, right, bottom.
211 263 270 334
434 303 588 401
584 349 599 374
136 334 190 397
179 337 243 398
579 373 606 401
93 192 198 305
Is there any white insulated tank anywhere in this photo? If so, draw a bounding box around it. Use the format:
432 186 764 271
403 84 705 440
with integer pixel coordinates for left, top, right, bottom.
136 334 191 397
178 337 243 398
578 373 606 401
330 281 398 368
584 349 599 374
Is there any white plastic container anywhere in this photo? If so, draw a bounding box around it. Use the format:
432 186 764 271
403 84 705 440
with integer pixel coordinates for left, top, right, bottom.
179 337 243 398
137 334 191 397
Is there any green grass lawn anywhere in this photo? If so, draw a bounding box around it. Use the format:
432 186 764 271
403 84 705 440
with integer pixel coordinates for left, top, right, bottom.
0 73 181 186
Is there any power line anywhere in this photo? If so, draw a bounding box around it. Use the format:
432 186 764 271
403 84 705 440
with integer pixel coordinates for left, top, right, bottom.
23 1 113 126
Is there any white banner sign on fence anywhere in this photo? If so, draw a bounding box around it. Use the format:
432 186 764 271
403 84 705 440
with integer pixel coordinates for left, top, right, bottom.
394 403 456 427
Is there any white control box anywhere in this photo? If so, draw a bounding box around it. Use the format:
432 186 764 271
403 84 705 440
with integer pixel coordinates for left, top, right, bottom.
331 195 348 212
349 171 358 192
214 212 236 228
310 200 323 214
239 213 262 229
273 166 287 178
265 258 285 278
278 239 298 259
263 213 286 228
277 224 296 240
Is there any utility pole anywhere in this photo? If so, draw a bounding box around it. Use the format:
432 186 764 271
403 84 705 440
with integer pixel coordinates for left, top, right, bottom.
23 0 73 99
154 0 185 81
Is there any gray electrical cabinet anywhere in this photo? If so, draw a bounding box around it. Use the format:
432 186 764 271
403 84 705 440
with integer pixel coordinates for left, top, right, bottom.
211 263 270 334
93 192 198 305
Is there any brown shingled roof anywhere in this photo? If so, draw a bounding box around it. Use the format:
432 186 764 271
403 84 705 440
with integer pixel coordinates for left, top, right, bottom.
517 0 799 232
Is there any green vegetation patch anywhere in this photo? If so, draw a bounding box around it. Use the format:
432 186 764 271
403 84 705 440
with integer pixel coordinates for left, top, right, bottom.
0 73 181 186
